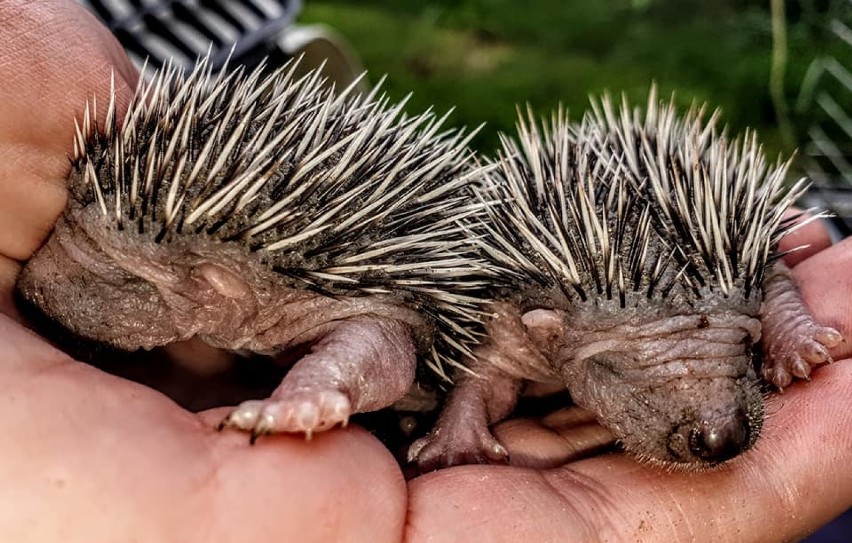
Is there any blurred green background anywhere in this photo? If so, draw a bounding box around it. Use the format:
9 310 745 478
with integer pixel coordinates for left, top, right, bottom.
301 0 850 156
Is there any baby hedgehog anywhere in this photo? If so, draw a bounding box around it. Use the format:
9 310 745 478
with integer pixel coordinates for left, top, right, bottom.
410 91 844 470
15 56 487 441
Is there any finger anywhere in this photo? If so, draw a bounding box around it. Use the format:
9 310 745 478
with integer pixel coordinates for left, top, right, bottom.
0 315 406 542
0 0 137 265
407 359 852 542
194 422 406 543
491 407 615 470
791 236 852 360
778 209 832 268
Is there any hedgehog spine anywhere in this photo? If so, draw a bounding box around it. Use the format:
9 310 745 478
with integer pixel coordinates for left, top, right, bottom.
476 90 812 308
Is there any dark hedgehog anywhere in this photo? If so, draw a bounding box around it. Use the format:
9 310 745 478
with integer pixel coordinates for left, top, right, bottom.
410 90 844 470
15 55 488 441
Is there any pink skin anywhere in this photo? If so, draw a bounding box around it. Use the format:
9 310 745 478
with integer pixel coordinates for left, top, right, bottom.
220 316 417 441
760 263 844 388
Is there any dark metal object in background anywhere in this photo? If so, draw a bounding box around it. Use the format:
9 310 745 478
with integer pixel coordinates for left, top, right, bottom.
79 0 303 70
77 0 367 91
797 0 852 239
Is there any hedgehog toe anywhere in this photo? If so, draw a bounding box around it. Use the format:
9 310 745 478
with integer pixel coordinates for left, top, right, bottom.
762 324 842 389
220 400 266 430
408 424 509 472
221 390 352 441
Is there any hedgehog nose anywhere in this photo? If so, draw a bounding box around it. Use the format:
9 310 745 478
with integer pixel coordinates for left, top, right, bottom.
688 409 750 463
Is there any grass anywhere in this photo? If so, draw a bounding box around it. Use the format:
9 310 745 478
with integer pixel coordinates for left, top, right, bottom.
300 0 848 156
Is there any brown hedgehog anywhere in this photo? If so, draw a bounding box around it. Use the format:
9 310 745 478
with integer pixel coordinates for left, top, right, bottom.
410 91 844 471
14 55 488 442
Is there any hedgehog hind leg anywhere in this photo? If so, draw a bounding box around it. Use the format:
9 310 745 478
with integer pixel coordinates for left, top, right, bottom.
219 315 417 441
408 362 521 472
760 261 844 389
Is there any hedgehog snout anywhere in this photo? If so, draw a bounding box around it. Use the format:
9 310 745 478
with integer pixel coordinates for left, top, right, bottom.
686 408 750 463
669 407 751 464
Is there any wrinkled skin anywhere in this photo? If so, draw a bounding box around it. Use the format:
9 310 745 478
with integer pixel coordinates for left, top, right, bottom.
16 203 425 440
411 304 765 469
411 252 841 471
2 2 852 542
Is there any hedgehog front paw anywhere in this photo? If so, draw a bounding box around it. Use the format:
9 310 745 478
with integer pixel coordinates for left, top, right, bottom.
408 423 509 472
219 390 351 442
762 323 843 389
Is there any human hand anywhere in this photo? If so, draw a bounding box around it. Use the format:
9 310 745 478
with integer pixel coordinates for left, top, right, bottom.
407 222 852 541
0 2 405 541
1 2 850 541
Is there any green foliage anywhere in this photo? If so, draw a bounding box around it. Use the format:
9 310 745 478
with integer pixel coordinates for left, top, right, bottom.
302 0 842 155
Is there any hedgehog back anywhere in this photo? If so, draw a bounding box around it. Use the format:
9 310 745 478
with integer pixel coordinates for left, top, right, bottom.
475 95 808 319
68 57 487 379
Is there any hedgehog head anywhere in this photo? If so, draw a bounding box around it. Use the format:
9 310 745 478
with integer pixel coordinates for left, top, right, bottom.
478 94 808 468
16 209 182 352
16 199 310 354
538 306 766 468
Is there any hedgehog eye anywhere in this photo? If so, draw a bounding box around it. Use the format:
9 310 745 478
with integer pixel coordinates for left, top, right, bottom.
99 263 141 285
57 228 134 283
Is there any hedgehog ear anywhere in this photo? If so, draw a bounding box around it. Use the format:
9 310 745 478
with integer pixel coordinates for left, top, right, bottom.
119 257 181 286
520 309 565 344
192 262 253 301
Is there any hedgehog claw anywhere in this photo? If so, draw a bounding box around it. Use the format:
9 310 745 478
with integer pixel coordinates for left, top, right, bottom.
220 390 352 440
791 357 812 380
761 320 841 388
